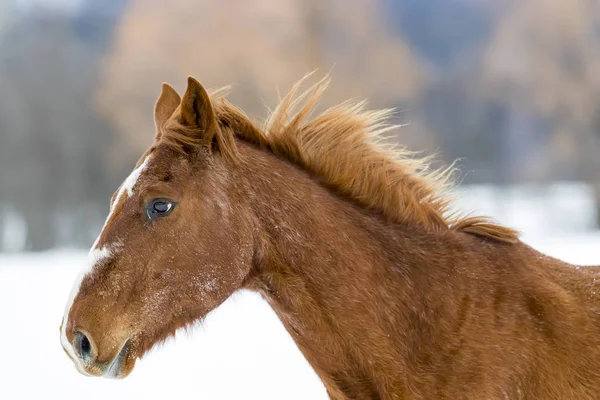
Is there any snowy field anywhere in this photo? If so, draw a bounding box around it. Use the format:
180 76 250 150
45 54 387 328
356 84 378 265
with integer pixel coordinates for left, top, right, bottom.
2 232 600 399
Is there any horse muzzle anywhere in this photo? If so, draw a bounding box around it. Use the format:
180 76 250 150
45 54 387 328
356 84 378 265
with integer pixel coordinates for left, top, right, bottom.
63 328 136 379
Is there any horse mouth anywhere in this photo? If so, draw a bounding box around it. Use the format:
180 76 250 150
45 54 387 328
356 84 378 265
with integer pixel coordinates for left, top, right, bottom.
103 339 133 379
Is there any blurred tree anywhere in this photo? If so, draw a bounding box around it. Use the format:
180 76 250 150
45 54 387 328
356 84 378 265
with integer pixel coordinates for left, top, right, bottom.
0 2 125 251
481 0 600 180
94 0 426 160
480 0 600 221
383 0 519 184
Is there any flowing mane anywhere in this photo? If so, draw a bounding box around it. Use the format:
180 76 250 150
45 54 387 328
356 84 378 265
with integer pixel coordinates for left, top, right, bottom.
163 75 518 243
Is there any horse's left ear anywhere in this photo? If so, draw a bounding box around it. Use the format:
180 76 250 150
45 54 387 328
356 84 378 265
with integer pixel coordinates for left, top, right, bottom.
179 76 218 141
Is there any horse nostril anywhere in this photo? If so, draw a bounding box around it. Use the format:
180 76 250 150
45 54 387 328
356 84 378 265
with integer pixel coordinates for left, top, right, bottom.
74 331 93 361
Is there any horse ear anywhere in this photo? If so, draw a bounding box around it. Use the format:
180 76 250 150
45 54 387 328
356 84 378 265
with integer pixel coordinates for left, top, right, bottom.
154 83 181 134
179 76 217 137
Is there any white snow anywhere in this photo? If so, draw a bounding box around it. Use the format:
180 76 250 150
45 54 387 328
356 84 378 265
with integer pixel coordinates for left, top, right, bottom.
455 182 598 235
1 233 600 399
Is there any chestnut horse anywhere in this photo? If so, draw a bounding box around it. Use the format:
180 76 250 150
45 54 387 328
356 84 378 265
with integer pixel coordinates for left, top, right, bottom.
61 75 600 399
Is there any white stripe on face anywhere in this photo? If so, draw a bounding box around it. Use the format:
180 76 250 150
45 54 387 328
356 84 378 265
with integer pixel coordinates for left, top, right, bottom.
91 155 152 250
61 155 152 369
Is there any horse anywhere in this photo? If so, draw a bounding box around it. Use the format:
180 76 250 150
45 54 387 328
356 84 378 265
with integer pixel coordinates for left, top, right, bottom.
60 74 600 399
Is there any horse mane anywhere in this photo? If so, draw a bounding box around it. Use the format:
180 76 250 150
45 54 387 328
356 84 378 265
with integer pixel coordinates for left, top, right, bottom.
164 75 518 243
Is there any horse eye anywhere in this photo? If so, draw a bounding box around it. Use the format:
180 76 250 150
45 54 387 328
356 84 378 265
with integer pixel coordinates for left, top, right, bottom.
146 199 176 220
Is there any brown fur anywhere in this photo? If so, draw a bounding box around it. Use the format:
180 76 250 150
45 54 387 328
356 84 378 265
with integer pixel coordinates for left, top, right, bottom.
62 75 600 399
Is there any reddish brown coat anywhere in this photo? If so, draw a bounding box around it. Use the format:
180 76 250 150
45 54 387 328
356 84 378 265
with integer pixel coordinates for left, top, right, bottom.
61 75 600 399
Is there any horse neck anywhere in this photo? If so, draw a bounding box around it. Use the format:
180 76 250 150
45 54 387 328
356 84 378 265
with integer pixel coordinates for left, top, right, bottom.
235 142 468 396
224 142 600 398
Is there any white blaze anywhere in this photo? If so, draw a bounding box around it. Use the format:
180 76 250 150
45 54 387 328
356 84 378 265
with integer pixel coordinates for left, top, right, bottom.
91 156 152 250
61 155 152 369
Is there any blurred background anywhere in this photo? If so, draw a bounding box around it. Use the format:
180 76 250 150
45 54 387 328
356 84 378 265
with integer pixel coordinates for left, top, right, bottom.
2 0 600 251
2 0 600 399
